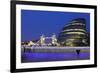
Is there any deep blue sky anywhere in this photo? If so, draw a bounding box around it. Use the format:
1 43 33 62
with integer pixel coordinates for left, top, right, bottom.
21 10 90 41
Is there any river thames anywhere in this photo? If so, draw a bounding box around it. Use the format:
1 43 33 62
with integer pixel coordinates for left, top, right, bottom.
21 47 90 63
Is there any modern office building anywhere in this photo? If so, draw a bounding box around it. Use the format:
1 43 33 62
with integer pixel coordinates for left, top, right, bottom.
58 18 90 47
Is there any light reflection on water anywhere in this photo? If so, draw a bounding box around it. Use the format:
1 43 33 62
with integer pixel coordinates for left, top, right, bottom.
21 52 90 63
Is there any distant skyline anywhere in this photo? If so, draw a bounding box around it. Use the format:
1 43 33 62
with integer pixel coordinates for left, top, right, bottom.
21 10 90 41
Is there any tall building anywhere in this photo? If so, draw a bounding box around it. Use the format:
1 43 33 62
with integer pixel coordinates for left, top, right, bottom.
58 18 90 47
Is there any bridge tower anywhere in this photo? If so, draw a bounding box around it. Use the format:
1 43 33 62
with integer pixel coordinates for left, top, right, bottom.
51 34 58 46
40 34 45 46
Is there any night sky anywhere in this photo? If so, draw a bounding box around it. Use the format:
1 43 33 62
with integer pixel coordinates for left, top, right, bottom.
21 10 90 41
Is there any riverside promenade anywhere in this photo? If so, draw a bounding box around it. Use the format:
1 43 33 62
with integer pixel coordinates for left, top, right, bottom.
22 46 90 53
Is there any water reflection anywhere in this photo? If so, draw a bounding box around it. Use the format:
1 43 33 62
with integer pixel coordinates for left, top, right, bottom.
22 52 90 63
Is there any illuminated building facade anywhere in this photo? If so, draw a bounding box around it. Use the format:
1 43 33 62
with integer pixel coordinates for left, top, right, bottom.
58 18 90 46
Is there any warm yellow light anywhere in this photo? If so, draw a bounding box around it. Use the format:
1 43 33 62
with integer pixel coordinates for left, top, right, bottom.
65 23 85 27
63 32 85 35
62 29 86 32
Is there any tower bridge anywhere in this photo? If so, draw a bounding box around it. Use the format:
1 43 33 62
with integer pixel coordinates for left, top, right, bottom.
27 34 60 47
37 34 60 46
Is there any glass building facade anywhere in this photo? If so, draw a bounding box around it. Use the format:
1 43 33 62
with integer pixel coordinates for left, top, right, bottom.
58 18 90 47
